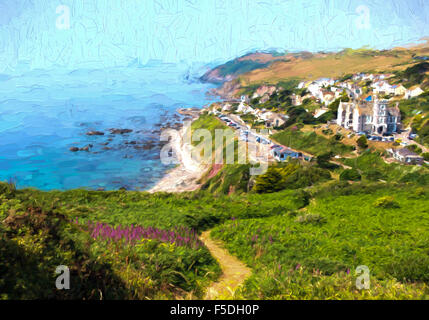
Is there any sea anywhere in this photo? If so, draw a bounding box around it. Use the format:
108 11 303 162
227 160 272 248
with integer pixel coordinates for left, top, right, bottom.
0 60 218 191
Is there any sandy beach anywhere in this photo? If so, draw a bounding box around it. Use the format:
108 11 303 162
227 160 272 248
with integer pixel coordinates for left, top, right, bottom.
148 119 208 193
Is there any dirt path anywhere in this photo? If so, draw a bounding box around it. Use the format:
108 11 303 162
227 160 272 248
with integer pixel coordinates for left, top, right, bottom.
200 230 252 300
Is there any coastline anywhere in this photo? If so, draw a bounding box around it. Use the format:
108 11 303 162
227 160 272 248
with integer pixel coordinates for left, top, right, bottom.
148 113 208 193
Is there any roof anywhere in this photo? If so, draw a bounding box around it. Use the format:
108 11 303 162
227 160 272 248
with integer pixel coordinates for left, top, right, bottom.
396 148 420 157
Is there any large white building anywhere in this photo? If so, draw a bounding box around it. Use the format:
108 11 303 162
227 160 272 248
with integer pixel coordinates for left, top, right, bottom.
336 97 401 135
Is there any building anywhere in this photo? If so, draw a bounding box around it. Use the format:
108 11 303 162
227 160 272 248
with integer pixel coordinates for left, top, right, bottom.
260 112 289 128
319 90 336 106
271 146 302 161
236 99 255 114
391 84 407 96
291 93 303 106
372 81 393 95
406 86 424 99
388 148 424 165
336 97 401 134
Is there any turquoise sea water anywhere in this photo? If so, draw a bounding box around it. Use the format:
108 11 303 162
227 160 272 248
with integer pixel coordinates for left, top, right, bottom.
0 61 217 191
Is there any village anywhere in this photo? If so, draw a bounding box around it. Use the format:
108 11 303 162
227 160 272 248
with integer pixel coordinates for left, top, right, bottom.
206 72 428 166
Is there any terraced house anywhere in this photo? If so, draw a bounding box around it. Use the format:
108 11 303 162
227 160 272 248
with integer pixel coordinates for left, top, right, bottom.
337 97 401 135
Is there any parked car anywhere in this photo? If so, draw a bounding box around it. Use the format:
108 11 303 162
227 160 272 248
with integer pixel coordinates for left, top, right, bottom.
409 133 418 140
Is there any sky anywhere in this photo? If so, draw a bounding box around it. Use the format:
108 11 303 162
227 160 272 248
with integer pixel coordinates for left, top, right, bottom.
0 0 428 72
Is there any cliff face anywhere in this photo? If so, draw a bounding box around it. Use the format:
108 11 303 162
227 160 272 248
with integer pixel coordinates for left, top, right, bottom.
207 79 242 100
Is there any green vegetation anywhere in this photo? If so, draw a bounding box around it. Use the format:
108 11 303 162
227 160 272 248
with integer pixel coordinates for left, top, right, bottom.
211 183 429 299
217 60 270 78
342 151 429 184
0 181 311 300
0 183 222 299
200 164 252 195
340 168 362 181
272 129 355 156
357 135 368 149
1 147 428 300
394 62 429 89
253 161 331 194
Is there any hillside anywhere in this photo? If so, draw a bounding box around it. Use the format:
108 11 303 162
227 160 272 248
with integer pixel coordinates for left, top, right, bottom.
207 46 429 98
200 51 316 84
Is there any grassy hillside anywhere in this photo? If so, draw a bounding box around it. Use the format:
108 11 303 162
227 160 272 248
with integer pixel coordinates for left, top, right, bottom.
211 183 429 299
238 48 427 86
0 183 223 299
272 129 355 156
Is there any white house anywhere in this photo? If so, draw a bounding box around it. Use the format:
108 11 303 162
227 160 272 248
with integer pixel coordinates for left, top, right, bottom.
260 112 289 127
319 90 336 106
372 81 393 95
406 86 424 99
388 148 424 165
236 101 255 114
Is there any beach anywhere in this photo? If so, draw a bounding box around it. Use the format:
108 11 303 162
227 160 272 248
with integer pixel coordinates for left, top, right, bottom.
148 116 208 193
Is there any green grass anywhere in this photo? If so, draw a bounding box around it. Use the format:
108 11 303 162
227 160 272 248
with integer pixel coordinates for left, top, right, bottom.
341 151 429 184
211 183 429 299
0 184 223 299
272 129 355 156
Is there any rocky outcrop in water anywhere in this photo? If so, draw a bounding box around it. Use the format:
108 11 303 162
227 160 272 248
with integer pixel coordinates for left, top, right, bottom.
109 128 133 135
86 131 105 136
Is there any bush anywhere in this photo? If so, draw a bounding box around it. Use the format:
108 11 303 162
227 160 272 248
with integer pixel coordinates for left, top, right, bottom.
364 169 385 182
333 133 343 141
357 135 368 149
340 169 362 181
407 144 422 154
253 167 284 193
374 196 400 208
422 152 429 161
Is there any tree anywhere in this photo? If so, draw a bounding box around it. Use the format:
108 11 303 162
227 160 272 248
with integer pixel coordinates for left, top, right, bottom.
253 167 284 193
316 152 339 170
357 135 368 149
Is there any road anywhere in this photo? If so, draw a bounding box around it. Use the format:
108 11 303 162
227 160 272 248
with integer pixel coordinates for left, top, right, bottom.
218 113 274 164
396 127 428 153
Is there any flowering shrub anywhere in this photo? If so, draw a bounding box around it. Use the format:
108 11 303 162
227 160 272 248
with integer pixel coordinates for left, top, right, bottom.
75 219 203 249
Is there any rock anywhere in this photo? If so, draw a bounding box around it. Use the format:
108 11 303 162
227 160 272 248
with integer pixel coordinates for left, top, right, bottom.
102 147 111 151
69 147 79 152
86 131 104 136
109 128 133 135
80 144 93 152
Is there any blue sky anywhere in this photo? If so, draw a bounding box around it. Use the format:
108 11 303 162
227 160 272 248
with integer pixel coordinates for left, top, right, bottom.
0 0 428 71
